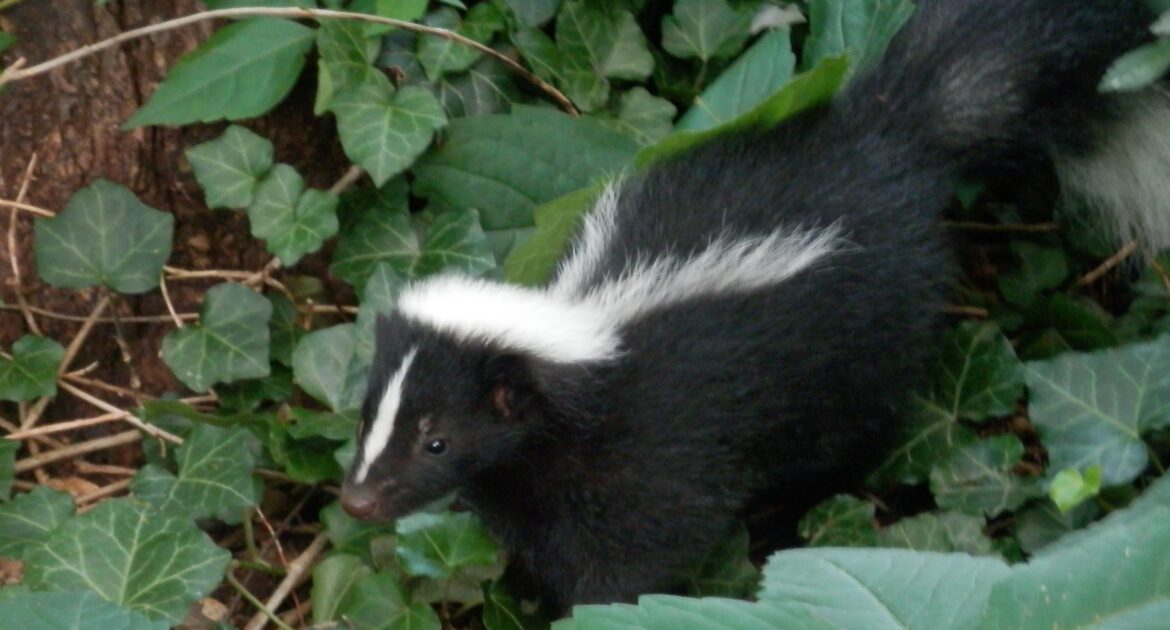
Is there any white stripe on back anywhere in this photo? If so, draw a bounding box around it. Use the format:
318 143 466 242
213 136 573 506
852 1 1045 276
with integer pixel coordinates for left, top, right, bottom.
354 346 418 483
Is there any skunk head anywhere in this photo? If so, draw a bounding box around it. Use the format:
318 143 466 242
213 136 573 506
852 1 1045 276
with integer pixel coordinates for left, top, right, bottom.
339 276 618 521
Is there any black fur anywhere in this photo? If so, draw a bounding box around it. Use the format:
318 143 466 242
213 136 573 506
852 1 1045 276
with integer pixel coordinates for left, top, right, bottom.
344 0 1155 615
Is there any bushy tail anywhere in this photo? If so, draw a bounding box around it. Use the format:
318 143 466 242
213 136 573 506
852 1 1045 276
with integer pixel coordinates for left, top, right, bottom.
846 0 1170 254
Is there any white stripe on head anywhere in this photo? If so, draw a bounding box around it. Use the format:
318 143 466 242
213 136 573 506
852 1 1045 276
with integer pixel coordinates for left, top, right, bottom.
552 181 621 298
354 346 419 483
398 276 621 363
584 223 844 324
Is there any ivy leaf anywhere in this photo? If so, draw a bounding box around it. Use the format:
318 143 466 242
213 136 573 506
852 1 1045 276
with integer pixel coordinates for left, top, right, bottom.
217 366 294 413
395 511 500 579
185 125 275 209
798 495 878 547
878 511 1000 557
677 29 796 132
0 486 76 558
331 207 495 290
125 19 315 127
1015 499 1100 554
1048 466 1103 513
315 19 379 114
0 32 15 55
311 554 375 625
24 499 231 624
334 72 448 186
802 0 916 71
337 571 442 630
511 27 567 85
431 58 521 118
929 434 1043 517
561 595 827 629
504 184 604 286
0 591 167 630
131 424 261 524
683 524 760 598
268 293 303 367
161 283 272 392
1025 335 1170 486
661 0 752 62
418 5 506 81
35 179 174 294
482 580 548 630
602 87 678 146
1101 38 1170 92
0 335 65 402
413 105 638 259
266 423 345 484
497 0 560 27
246 164 340 266
292 324 369 412
0 441 17 502
555 2 653 111
998 242 1069 307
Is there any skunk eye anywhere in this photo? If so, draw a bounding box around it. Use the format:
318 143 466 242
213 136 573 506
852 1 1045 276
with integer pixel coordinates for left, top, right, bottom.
425 439 447 455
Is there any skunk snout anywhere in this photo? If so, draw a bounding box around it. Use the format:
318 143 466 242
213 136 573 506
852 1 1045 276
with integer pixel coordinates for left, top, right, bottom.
340 485 379 519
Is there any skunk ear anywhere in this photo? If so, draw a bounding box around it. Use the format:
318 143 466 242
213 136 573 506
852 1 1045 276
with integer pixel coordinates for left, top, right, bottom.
481 354 530 420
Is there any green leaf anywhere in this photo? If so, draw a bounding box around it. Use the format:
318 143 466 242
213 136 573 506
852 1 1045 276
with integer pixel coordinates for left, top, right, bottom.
0 440 18 502
414 105 638 259
683 524 760 598
266 424 345 484
0 591 167 630
637 57 848 168
512 26 567 84
602 87 678 147
268 293 303 367
311 554 375 625
185 125 275 210
1015 499 1100 554
677 28 797 132
331 206 494 290
874 322 1022 484
802 0 916 71
503 184 605 286
1048 466 1103 513
998 242 1069 307
0 487 76 558
877 511 999 557
24 498 231 624
555 2 653 111
334 72 448 186
205 0 313 6
161 283 272 392
355 263 409 361
759 548 1008 630
0 335 65 402
561 595 830 629
483 580 548 630
1025 335 1170 486
217 366 294 412
418 5 506 81
497 0 560 27
131 424 260 523
321 501 396 561
34 179 174 294
292 324 368 412
0 32 15 55
315 20 379 114
337 571 442 630
984 503 1170 628
661 0 752 61
395 511 500 579
798 495 878 547
125 19 315 127
246 164 340 265
1101 38 1170 92
929 434 1042 517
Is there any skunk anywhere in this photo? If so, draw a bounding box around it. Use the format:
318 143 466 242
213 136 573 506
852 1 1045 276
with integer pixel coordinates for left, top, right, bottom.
341 0 1169 613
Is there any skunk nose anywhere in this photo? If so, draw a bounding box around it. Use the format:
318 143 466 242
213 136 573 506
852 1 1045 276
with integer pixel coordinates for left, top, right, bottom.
340 491 377 519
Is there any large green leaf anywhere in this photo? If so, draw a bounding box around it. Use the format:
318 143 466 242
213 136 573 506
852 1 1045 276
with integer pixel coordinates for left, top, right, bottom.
0 591 166 630
661 0 752 62
677 28 796 132
246 164 340 266
24 498 231 624
0 335 65 402
497 0 560 27
125 19 315 127
929 434 1042 517
311 554 375 625
418 5 506 81
985 503 1170 628
337 571 442 630
292 323 369 412
0 486 75 558
877 511 999 557
759 548 1008 630
554 1 653 111
802 0 916 71
0 440 18 502
1025 335 1170 486
1101 37 1170 92
602 87 678 147
130 424 260 523
798 495 879 547
1015 499 1100 554
333 72 448 186
268 292 303 367
185 125 274 210
413 105 638 259
395 511 500 579
314 19 379 114
637 57 848 167
161 283 272 392
35 179 174 294
503 183 605 286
